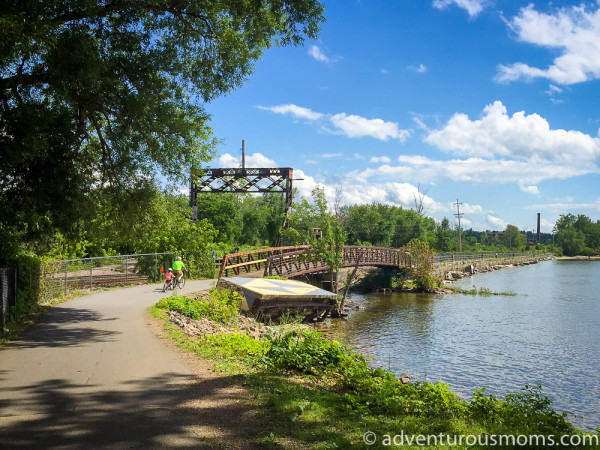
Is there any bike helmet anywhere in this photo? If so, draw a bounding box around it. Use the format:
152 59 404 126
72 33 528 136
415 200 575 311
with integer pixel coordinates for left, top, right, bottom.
168 268 173 271
177 256 182 260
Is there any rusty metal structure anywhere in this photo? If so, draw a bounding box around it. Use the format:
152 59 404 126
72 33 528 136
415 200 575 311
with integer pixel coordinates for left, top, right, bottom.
218 245 411 278
267 246 411 278
189 166 294 246
190 141 295 246
218 245 309 277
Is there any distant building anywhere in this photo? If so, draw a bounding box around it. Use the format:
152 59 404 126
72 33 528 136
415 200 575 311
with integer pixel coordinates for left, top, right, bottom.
487 231 504 241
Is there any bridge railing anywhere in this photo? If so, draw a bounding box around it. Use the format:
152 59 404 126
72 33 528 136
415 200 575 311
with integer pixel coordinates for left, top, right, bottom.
218 246 311 278
267 246 411 278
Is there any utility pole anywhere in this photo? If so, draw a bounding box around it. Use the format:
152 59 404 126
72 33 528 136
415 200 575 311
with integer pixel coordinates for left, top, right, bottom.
241 139 246 170
454 199 463 253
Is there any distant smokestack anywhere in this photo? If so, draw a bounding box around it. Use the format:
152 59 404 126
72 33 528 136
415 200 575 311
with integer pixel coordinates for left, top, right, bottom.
537 213 541 243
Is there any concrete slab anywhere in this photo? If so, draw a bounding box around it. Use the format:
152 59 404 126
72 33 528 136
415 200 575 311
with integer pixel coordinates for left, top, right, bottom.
216 277 338 321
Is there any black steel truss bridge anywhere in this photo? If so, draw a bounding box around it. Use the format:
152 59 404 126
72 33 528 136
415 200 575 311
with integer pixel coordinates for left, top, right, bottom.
189 167 294 245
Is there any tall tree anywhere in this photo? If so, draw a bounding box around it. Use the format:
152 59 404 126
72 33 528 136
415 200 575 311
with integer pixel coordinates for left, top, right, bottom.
503 224 524 249
284 186 346 291
0 0 324 258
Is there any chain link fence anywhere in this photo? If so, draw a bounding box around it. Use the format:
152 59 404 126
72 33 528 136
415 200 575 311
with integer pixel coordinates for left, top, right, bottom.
1 267 18 327
40 251 218 302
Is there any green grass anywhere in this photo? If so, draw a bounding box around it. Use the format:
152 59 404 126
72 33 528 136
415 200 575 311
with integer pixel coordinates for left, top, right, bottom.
446 285 517 297
151 292 598 449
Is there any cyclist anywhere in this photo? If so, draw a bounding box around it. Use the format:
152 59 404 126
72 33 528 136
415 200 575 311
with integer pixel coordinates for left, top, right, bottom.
172 256 186 283
165 268 174 286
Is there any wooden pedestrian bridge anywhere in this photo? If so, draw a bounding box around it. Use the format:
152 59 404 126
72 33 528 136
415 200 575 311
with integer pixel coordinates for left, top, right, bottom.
218 245 411 279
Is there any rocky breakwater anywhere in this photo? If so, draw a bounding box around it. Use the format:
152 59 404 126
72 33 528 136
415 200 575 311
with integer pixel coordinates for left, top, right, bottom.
443 255 554 282
166 311 272 340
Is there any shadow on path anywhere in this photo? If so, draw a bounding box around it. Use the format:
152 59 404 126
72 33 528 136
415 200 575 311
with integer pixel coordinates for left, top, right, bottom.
8 307 119 349
0 372 275 449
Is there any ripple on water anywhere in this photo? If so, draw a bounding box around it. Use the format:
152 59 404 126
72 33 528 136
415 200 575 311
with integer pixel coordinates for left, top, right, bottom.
328 260 600 431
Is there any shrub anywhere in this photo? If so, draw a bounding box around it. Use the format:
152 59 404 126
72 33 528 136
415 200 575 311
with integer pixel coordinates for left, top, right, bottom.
262 329 360 376
203 332 269 361
155 289 242 324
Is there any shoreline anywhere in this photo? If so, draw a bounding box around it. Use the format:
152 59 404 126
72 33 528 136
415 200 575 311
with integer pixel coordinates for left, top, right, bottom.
436 254 554 283
556 255 600 261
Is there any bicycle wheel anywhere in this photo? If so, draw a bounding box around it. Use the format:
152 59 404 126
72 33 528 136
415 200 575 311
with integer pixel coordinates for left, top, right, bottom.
162 282 168 292
179 275 185 288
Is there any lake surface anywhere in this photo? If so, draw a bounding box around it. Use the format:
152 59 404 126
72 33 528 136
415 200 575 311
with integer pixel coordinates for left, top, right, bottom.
328 260 600 430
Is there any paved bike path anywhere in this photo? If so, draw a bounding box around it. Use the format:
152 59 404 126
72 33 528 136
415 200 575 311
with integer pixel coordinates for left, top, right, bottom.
0 280 215 448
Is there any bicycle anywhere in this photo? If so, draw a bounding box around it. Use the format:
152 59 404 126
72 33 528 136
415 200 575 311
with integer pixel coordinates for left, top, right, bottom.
173 271 186 289
162 278 176 292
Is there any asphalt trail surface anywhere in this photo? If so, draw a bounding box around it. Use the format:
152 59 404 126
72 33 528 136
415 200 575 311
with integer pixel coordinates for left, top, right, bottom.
0 280 216 448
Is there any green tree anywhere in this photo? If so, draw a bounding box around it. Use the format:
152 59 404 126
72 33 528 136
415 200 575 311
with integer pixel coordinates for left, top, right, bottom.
194 194 241 244
0 0 325 261
284 186 346 293
555 213 600 256
557 228 586 256
434 217 453 252
503 224 524 249
402 238 437 291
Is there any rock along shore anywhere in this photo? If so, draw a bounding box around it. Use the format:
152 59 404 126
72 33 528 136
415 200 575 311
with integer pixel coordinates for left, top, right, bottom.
437 254 554 283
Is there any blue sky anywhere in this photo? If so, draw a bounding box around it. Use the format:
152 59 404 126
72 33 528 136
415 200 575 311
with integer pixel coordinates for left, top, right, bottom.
204 0 600 233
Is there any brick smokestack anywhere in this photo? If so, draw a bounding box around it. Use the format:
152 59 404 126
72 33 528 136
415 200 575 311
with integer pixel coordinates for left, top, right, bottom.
537 213 541 243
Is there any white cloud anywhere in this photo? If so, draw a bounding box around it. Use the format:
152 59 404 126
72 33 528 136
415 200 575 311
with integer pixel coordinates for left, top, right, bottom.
370 156 392 164
217 152 277 168
497 3 600 85
408 63 428 73
519 183 540 195
425 101 600 163
460 203 486 214
259 104 411 142
547 84 563 95
527 198 600 212
487 215 507 229
328 113 411 141
308 45 330 63
288 169 448 215
355 155 597 185
433 0 487 17
257 104 323 121
211 156 499 231
397 155 432 165
322 152 343 158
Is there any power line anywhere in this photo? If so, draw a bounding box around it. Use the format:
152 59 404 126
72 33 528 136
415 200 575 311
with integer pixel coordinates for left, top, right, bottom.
454 199 463 253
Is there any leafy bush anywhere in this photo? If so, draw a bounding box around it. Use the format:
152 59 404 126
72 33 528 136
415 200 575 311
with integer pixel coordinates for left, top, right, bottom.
156 296 586 439
155 289 242 324
262 329 359 376
203 332 269 361
401 239 440 291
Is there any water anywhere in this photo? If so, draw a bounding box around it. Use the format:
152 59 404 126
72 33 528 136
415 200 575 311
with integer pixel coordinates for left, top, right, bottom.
328 260 600 430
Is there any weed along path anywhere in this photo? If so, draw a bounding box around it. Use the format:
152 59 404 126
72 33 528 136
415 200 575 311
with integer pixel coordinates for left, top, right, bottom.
0 280 263 449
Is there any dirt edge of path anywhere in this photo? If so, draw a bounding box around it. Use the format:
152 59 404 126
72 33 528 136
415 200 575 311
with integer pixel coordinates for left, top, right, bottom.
145 310 268 449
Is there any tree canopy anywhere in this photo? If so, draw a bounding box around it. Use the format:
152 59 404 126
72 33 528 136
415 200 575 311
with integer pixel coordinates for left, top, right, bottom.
0 0 325 259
